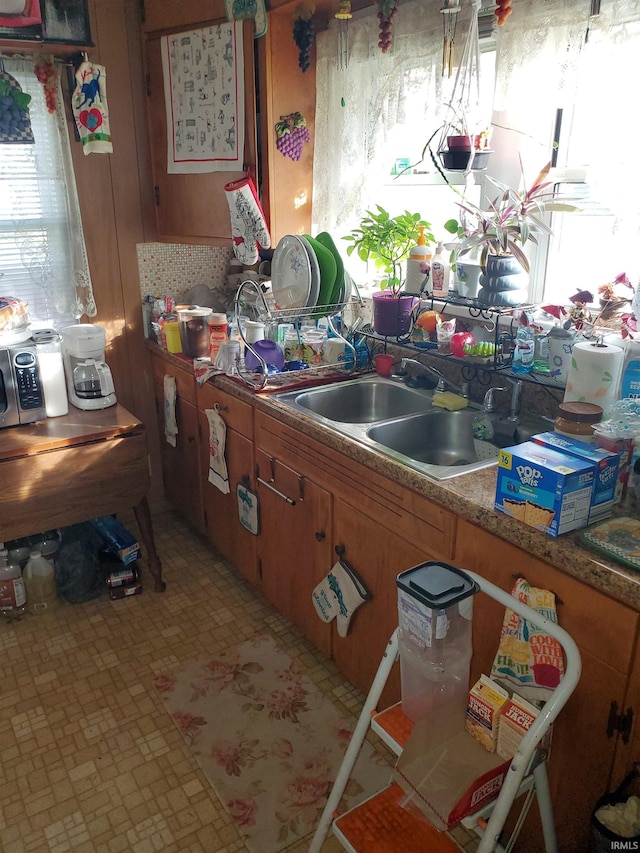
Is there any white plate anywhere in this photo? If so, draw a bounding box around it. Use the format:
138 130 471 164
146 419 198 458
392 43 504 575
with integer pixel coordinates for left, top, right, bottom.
271 235 313 310
298 236 321 309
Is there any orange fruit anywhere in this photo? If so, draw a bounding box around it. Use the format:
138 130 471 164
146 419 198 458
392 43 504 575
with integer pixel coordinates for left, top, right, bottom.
415 310 441 333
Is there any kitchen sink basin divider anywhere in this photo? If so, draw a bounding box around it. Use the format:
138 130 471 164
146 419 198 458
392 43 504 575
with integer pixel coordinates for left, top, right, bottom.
233 279 364 391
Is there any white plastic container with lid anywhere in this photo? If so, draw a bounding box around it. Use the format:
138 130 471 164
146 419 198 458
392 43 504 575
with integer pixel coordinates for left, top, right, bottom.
0 548 26 619
24 549 58 615
207 312 228 363
431 242 450 298
405 226 432 292
32 329 69 417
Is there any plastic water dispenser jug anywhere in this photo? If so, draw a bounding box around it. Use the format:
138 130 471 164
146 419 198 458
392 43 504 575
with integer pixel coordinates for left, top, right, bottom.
397 561 479 722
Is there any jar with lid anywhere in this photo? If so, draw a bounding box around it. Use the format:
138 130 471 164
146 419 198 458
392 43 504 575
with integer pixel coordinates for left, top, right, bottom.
32 329 69 417
554 401 603 443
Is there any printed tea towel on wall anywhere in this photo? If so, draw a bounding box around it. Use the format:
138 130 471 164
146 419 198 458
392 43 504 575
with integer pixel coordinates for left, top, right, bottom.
71 60 113 154
206 408 230 494
161 22 245 174
491 577 565 703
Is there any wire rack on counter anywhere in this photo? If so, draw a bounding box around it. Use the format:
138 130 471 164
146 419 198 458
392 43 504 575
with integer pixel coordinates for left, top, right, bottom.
233 279 366 391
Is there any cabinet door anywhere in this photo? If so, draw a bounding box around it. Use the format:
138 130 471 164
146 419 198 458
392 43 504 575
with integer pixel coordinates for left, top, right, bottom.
199 409 257 585
255 449 333 657
332 498 428 708
454 519 635 853
144 21 257 243
154 389 203 532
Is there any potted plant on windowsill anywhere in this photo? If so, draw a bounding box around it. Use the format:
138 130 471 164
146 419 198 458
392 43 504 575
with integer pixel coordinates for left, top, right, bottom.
343 206 434 336
444 161 578 307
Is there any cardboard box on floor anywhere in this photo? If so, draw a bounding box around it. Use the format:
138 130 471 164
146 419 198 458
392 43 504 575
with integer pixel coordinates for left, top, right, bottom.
393 699 510 831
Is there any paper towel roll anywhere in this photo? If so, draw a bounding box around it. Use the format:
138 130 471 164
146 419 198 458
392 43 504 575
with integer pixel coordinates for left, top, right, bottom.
563 340 624 416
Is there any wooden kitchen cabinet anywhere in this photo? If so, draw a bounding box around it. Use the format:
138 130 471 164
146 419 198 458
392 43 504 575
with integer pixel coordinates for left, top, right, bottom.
332 498 429 707
151 349 204 532
143 20 257 244
255 447 333 657
254 410 457 695
454 519 638 853
197 382 258 585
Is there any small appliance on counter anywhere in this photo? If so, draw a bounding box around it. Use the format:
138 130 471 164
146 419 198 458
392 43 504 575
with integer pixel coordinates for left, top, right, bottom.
0 343 47 428
61 324 117 410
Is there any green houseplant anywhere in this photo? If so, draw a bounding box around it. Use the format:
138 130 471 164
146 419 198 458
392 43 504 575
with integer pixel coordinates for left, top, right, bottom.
343 206 434 336
444 161 577 306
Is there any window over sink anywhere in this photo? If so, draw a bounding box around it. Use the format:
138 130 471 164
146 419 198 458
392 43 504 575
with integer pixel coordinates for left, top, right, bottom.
312 0 640 307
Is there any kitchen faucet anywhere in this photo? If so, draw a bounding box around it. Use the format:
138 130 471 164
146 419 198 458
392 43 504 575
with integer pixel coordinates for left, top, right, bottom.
482 377 523 421
398 358 469 398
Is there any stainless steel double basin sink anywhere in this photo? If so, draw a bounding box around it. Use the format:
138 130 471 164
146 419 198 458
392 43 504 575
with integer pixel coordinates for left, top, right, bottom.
274 375 504 480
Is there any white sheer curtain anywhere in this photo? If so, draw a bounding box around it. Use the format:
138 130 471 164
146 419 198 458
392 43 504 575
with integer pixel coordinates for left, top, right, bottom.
313 0 477 238
0 55 95 324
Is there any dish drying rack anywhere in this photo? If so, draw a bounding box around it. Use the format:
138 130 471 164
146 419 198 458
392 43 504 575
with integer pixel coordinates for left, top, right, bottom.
233 279 365 391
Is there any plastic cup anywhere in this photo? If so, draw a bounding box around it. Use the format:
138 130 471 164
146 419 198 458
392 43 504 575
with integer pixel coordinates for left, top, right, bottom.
374 353 395 377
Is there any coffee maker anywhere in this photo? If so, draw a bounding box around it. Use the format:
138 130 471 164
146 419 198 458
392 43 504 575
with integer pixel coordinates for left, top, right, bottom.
62 324 117 410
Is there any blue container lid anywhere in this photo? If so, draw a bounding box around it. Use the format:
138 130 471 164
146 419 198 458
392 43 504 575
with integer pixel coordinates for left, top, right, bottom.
397 561 478 609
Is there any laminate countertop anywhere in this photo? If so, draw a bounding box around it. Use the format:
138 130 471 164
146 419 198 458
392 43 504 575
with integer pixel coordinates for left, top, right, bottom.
218 372 640 611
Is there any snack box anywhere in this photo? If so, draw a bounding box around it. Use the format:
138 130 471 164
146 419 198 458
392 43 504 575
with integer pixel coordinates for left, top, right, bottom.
531 432 620 522
495 442 594 538
466 675 509 753
496 694 540 761
594 433 634 502
90 515 141 565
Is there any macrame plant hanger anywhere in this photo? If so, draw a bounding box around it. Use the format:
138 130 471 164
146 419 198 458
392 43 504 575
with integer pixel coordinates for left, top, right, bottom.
436 0 482 160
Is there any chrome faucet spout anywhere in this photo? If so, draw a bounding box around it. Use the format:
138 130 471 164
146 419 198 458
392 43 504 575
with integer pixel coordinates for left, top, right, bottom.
398 358 469 397
506 377 523 421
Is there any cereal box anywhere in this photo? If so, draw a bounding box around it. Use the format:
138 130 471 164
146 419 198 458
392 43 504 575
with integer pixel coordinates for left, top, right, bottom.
531 432 620 523
495 442 595 538
496 694 540 761
466 675 509 752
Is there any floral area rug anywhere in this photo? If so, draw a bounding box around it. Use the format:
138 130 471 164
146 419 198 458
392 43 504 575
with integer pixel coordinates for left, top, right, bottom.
154 634 391 852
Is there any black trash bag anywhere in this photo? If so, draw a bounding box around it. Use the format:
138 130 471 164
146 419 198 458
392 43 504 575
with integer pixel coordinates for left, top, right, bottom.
589 764 640 852
54 522 106 604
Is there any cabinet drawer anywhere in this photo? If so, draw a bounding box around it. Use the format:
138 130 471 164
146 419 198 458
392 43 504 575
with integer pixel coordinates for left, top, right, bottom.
255 410 456 560
197 382 253 438
151 350 196 405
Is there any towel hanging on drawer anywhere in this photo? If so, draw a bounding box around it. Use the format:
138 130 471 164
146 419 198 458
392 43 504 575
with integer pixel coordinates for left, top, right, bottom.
163 375 178 447
206 408 230 494
312 554 372 637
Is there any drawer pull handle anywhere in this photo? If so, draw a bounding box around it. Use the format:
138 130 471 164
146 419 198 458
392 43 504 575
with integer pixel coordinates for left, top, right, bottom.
257 477 296 505
214 402 230 413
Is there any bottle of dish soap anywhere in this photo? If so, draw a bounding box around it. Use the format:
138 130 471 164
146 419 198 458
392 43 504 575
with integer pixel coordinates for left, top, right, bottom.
431 242 450 298
405 226 432 293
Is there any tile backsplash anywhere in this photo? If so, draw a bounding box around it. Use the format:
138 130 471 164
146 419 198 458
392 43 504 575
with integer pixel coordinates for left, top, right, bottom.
136 242 234 307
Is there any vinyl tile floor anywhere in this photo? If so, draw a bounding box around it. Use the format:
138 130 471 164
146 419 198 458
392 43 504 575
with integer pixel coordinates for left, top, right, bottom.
0 511 480 853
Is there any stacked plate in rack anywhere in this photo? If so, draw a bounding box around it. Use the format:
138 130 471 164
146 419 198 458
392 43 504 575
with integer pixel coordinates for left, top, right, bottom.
270 233 349 313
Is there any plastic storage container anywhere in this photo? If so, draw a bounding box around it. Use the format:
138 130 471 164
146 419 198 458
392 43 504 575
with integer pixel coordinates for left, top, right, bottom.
0 548 26 619
24 549 58 615
33 330 68 417
177 307 212 358
397 561 478 722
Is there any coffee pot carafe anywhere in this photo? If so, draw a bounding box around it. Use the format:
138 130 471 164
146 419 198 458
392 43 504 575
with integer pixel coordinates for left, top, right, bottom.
72 358 115 400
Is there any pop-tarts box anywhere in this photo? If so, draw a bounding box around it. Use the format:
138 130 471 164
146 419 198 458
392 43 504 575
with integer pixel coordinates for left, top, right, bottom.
495 442 594 537
531 432 620 523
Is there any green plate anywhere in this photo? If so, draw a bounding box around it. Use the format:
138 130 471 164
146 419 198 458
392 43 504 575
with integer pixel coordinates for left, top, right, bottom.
315 232 345 305
578 516 640 572
303 234 337 315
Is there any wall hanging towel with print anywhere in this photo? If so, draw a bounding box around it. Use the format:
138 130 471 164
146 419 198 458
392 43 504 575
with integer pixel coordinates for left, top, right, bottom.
71 59 113 154
0 62 34 144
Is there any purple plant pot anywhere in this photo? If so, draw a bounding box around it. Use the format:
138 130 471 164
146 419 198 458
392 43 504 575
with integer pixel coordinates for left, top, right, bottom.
372 291 419 337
